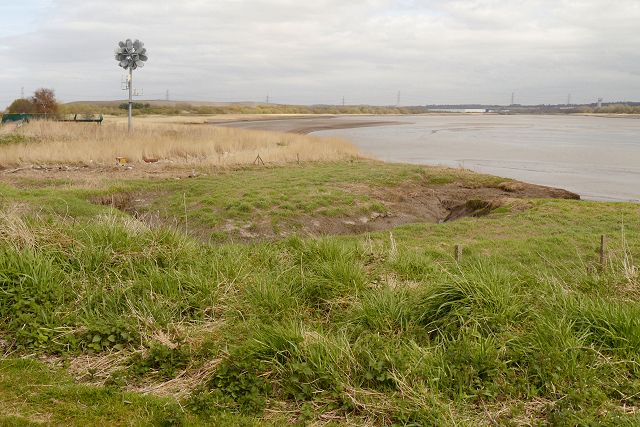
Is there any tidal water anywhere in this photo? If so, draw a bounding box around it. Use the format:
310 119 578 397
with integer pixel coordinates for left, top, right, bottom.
311 115 640 202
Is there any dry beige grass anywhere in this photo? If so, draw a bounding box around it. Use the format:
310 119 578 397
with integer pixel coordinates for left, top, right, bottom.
0 118 361 167
104 115 214 125
103 113 322 125
0 205 81 251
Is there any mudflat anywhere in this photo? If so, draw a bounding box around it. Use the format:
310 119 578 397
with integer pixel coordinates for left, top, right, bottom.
208 115 401 134
216 114 640 203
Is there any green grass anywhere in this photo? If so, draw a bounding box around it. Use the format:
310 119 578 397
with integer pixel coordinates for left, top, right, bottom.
0 358 267 427
155 162 398 227
1 160 640 426
0 162 507 239
0 133 37 147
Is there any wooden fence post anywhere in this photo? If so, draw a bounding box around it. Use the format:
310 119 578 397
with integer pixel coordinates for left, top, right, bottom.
455 244 462 262
600 234 607 267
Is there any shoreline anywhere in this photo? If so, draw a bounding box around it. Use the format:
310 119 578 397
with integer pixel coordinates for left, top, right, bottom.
203 114 640 203
206 115 404 134
10 114 639 203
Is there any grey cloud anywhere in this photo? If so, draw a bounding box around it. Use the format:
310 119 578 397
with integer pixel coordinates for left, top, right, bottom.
2 0 640 108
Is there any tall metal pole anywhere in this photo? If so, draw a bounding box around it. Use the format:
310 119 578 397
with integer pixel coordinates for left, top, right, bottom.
128 68 133 133
115 38 147 133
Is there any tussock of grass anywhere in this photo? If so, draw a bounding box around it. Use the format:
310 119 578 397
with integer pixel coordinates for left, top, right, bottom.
0 120 361 167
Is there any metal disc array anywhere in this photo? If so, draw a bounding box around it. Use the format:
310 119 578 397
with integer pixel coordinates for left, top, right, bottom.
114 39 148 70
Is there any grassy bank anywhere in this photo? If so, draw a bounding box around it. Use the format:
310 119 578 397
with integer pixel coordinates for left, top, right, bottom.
0 120 639 426
1 180 639 426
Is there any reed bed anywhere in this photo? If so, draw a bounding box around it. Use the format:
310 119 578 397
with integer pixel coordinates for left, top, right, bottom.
0 119 361 167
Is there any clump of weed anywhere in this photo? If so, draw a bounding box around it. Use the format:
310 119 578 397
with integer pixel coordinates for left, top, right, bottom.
352 285 413 334
491 206 511 214
356 200 387 216
415 259 524 337
0 133 36 146
438 331 506 400
386 249 438 281
202 349 272 415
428 176 457 184
466 198 490 216
320 207 346 217
284 236 368 307
76 322 139 353
0 248 69 350
129 341 190 379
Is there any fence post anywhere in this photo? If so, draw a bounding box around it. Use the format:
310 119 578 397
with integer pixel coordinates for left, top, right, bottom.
600 234 607 267
455 244 462 262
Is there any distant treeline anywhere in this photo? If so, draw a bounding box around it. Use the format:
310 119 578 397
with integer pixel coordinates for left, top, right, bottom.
500 104 640 115
193 104 428 115
47 102 640 117
56 103 428 116
568 105 640 114
59 103 178 116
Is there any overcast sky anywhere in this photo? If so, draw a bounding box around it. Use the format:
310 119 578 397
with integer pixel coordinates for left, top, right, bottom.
2 0 640 109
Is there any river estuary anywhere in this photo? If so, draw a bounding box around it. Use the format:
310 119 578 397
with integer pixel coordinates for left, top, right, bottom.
217 115 640 202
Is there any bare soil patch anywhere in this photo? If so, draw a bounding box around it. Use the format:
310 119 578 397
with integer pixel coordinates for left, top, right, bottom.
260 179 578 241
